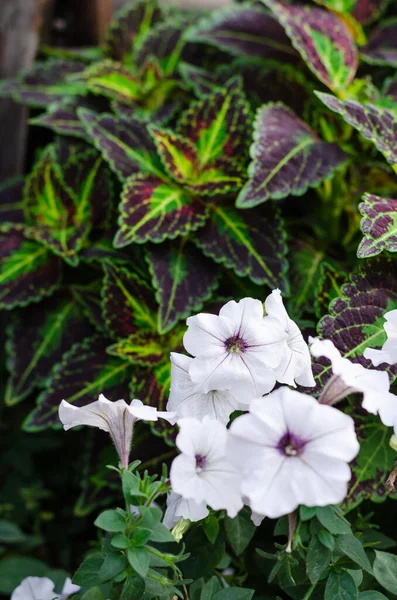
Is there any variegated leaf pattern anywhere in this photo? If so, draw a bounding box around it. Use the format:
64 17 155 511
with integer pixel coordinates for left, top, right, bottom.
358 193 397 258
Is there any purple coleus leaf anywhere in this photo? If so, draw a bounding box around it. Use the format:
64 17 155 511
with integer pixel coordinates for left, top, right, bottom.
106 332 164 365
383 75 397 102
236 103 346 208
313 256 397 392
352 0 389 25
78 60 141 105
23 335 133 432
0 177 25 225
102 262 157 340
71 282 107 333
0 59 86 107
105 0 164 63
147 240 219 334
0 227 62 310
78 109 160 180
316 92 397 167
187 3 297 63
179 63 223 98
195 202 289 292
114 173 208 246
361 18 397 67
5 291 94 406
357 193 397 258
262 0 358 92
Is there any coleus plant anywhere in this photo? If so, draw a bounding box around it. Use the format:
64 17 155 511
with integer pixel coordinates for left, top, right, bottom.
1 0 397 597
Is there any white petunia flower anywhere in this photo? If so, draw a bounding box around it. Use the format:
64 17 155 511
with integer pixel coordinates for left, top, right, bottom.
59 394 176 468
183 297 287 401
227 387 359 519
170 416 243 518
264 289 315 387
167 352 241 424
11 576 80 600
310 337 397 430
364 309 397 366
163 492 209 529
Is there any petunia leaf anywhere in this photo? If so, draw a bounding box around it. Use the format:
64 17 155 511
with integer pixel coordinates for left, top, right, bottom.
236 103 346 208
23 335 133 432
357 193 397 258
361 18 397 67
195 202 289 292
114 173 208 246
105 0 163 63
78 109 160 180
106 333 164 365
102 262 157 340
316 92 397 167
5 291 94 406
187 3 297 62
0 177 25 226
0 59 86 107
262 0 358 92
147 239 219 334
0 228 62 310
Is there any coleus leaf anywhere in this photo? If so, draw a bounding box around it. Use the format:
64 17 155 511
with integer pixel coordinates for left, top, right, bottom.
106 333 164 365
313 257 397 390
316 92 397 167
0 228 62 310
114 173 208 246
314 0 356 11
23 335 133 432
262 0 358 92
289 241 325 318
179 63 221 98
105 0 163 63
0 59 85 107
361 18 397 67
357 193 397 258
383 76 397 103
71 282 107 333
112 96 182 125
102 262 157 339
78 109 160 180
0 177 25 225
314 261 347 319
352 0 389 25
147 239 219 334
236 103 346 208
195 202 289 292
78 61 141 105
5 291 94 406
187 3 297 62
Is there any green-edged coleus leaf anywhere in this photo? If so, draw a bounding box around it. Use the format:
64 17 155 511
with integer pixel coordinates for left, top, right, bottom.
147 239 219 334
5 291 94 406
24 140 113 265
105 0 164 63
313 257 397 390
78 109 160 180
23 335 133 431
114 173 208 246
352 0 389 25
78 60 141 105
106 333 164 365
0 228 62 310
71 282 107 333
0 59 85 107
361 18 397 66
314 261 347 319
195 202 289 292
316 92 397 167
383 76 397 102
152 78 251 196
179 63 222 98
102 262 157 339
262 0 358 92
314 0 356 11
187 3 297 62
289 241 325 318
357 193 397 258
0 177 25 225
236 103 346 208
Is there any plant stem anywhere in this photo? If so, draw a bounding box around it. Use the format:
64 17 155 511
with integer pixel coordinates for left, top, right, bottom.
303 583 317 600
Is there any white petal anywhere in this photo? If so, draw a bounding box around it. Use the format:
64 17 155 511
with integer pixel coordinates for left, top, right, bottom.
364 348 394 366
170 454 206 502
175 417 227 460
58 397 127 432
293 454 351 507
11 577 59 600
264 289 288 328
199 459 243 517
183 314 232 357
219 297 264 322
163 492 208 528
61 578 80 599
251 511 265 526
129 399 176 424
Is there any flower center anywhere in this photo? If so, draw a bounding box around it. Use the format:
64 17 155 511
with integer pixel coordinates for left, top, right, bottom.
195 454 207 470
225 335 247 354
277 431 306 457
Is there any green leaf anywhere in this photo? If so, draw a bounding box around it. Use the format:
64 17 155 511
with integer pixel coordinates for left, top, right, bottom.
99 551 127 582
306 536 332 584
80 60 140 103
111 534 130 550
73 555 103 587
314 260 346 319
200 576 222 599
81 587 105 600
318 529 335 551
107 333 164 364
131 528 153 547
0 557 48 594
359 592 389 600
203 515 220 544
289 241 324 318
0 520 26 543
300 506 317 521
335 534 372 573
213 588 255 600
224 508 256 556
120 574 145 600
316 507 351 535
324 570 358 600
373 550 397 595
127 547 150 578
95 509 126 532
